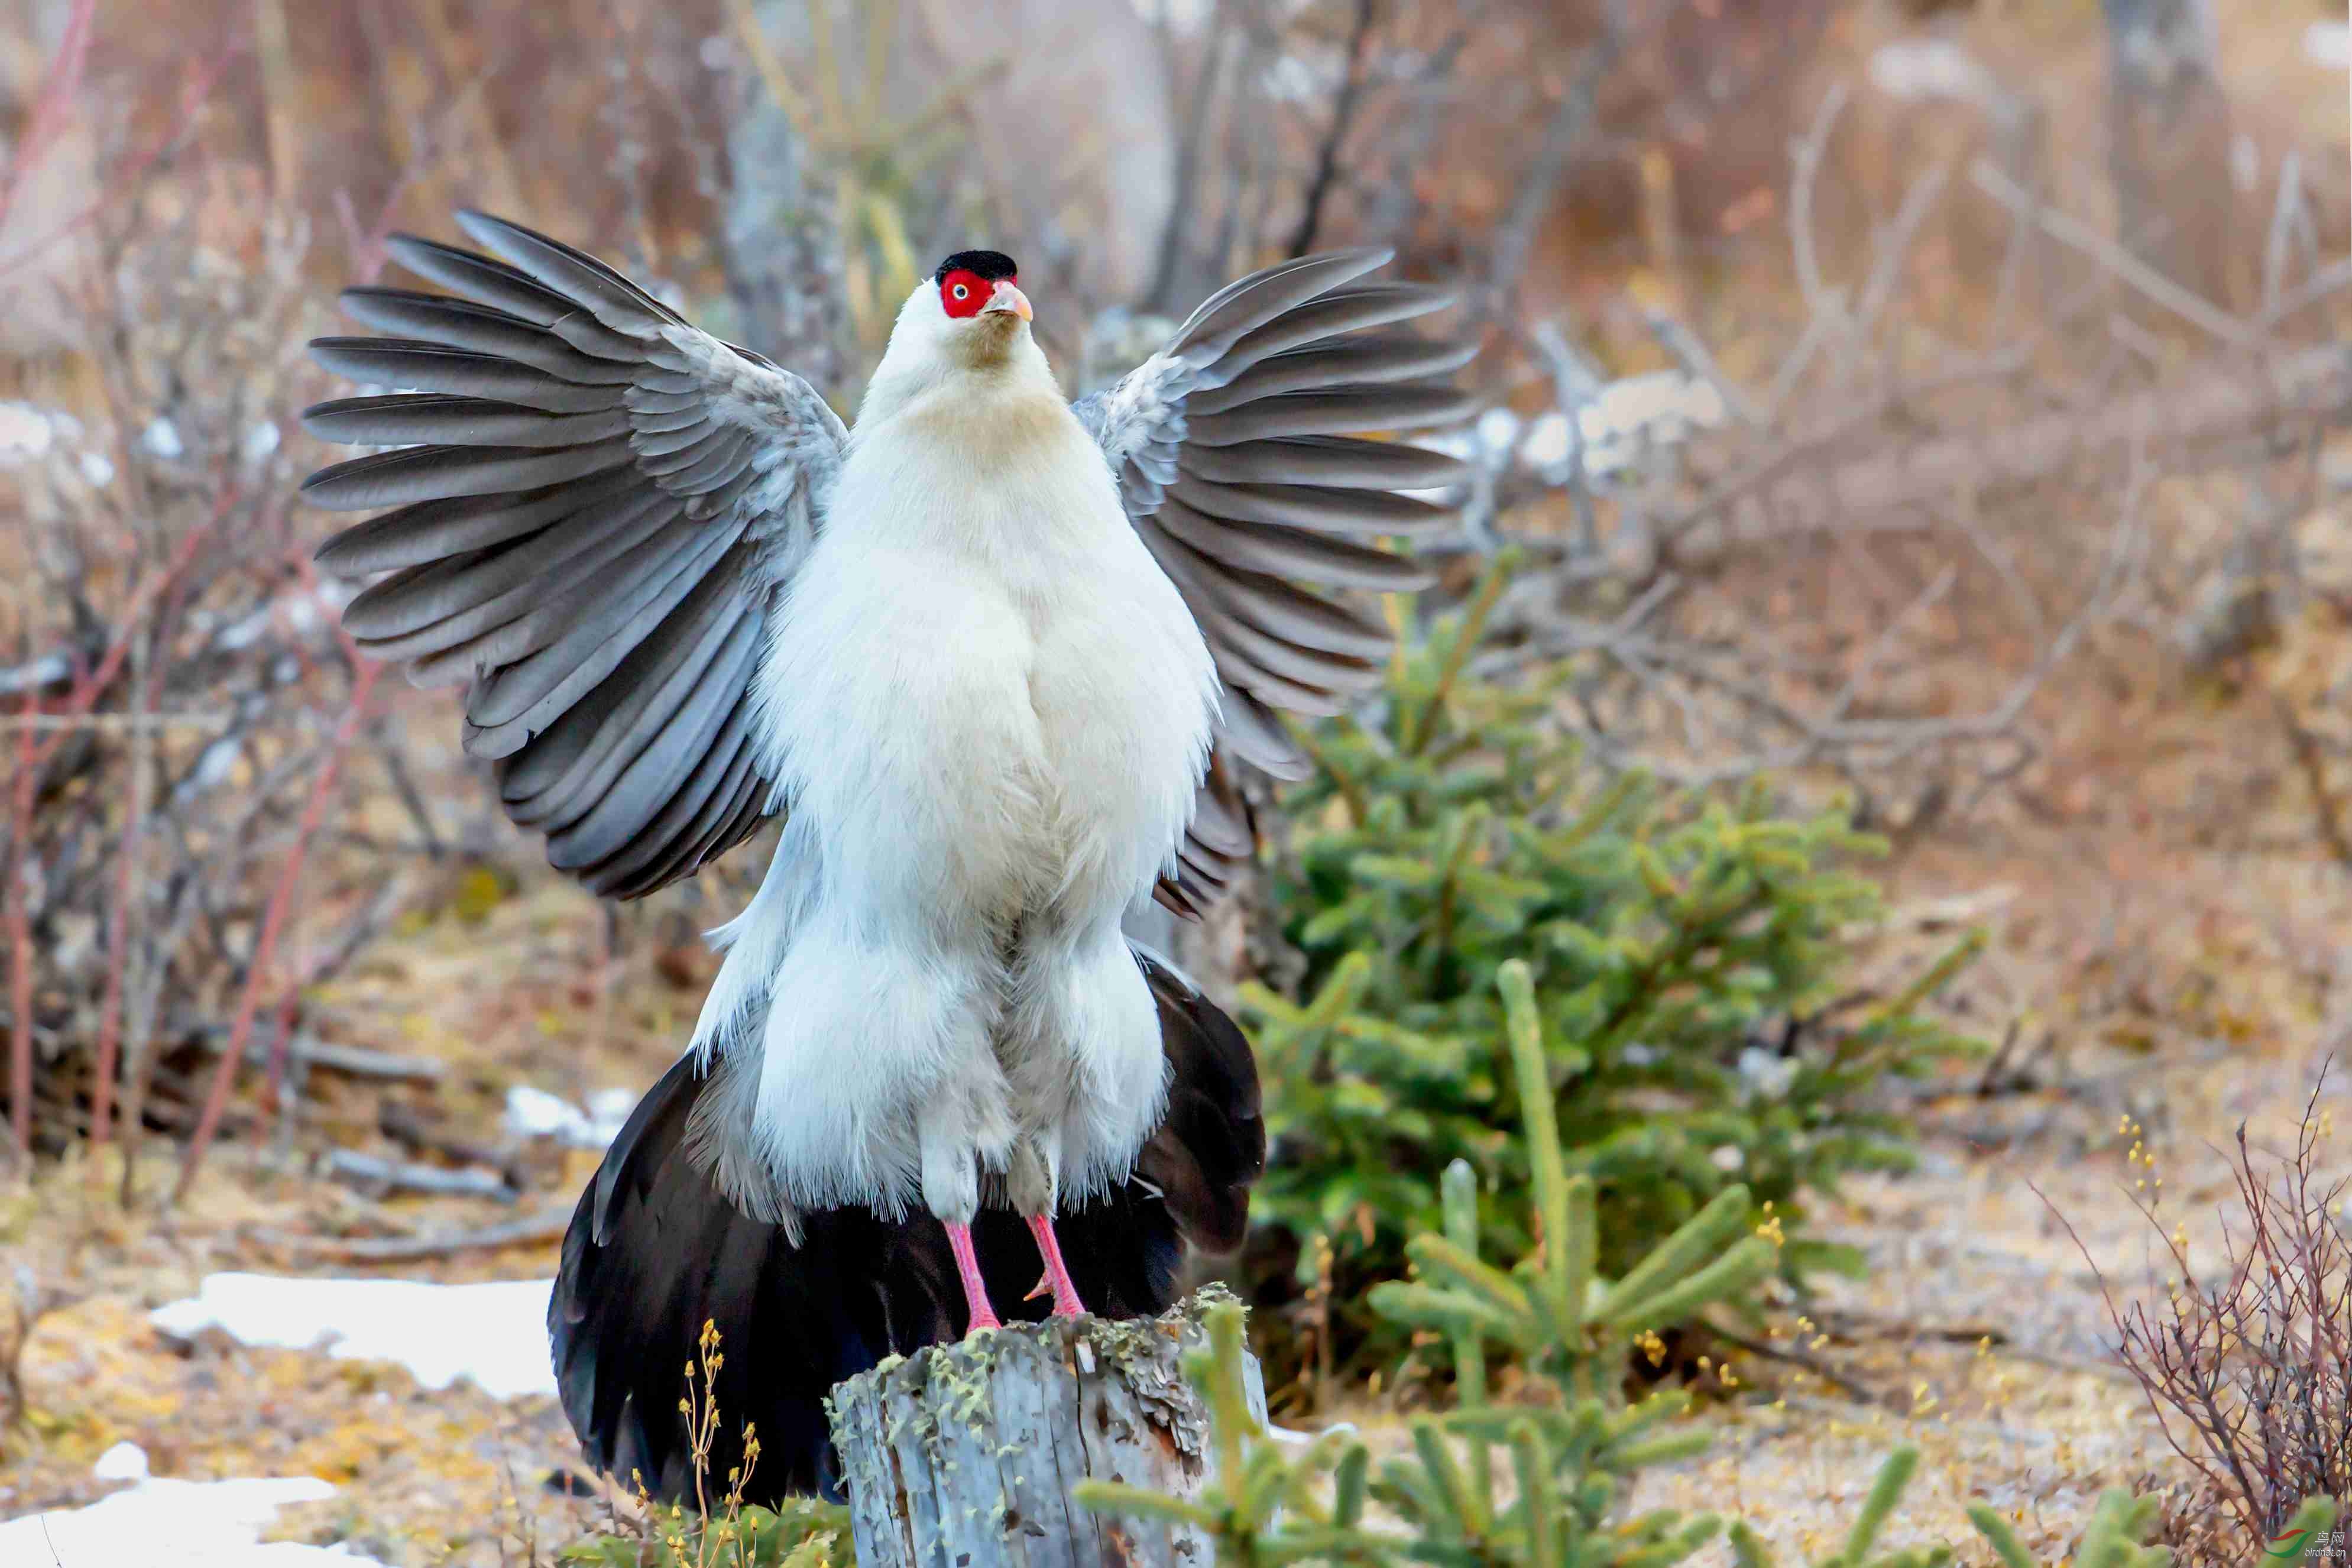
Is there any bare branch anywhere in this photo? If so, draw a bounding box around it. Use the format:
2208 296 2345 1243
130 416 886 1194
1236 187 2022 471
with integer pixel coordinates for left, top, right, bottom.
1969 157 2254 349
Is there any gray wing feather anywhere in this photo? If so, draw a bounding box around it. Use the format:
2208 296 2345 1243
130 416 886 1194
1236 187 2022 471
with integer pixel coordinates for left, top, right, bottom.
302 209 844 899
1081 248 1474 912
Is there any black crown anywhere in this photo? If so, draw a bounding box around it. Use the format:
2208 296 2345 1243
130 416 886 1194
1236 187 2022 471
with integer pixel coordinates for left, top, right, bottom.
934 250 1018 283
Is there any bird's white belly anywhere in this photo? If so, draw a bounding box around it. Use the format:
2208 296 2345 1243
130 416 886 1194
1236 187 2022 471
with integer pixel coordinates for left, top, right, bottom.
771 532 1210 933
727 419 1218 1219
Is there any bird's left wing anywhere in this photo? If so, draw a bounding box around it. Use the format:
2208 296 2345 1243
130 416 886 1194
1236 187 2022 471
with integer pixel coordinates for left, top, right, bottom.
1074 250 1475 914
301 212 845 899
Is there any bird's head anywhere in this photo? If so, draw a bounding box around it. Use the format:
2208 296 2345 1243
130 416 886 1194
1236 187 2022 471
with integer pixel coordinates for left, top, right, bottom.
861 249 1044 416
910 249 1032 365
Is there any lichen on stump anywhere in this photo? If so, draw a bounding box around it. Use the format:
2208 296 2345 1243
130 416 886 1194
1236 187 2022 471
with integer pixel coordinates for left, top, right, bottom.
826 1291 1266 1567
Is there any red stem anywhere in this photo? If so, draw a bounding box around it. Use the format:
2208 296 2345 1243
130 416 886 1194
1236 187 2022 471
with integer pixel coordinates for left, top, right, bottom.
0 37 235 285
0 0 95 238
74 511 223 1157
174 659 381 1204
1 7 176 1161
260 549 358 1116
34 519 219 775
7 695 36 1158
85 687 148 1155
292 547 364 670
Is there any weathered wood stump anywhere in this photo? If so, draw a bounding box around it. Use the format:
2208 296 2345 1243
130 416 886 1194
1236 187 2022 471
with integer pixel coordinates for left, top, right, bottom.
827 1295 1265 1567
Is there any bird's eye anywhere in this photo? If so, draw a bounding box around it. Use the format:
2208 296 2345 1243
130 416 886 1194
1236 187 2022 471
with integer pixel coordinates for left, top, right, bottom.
952 284 969 300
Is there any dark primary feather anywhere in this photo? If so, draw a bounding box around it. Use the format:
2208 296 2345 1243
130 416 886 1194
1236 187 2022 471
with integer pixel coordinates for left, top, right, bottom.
1077 248 1475 905
547 947 1264 1505
300 211 845 900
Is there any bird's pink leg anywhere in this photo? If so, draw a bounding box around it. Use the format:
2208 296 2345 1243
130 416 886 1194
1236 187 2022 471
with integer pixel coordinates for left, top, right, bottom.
942 1222 1001 1335
1025 1213 1087 1319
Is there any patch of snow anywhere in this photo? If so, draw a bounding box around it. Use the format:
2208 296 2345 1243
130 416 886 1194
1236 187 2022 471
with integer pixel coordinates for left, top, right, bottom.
0 1473 380 1566
1867 37 2030 131
1130 0 1213 33
0 652 68 695
501 1085 573 1138
504 1084 633 1149
1520 410 1573 470
0 402 54 465
2306 22 2350 70
1586 370 1725 445
1265 1421 1345 1446
174 736 244 804
1867 38 1997 106
2231 132 2259 195
141 417 184 459
1738 1045 1800 1103
215 606 274 652
242 420 283 466
79 450 115 488
1473 406 1521 456
1425 370 1729 494
1260 51 1342 104
150 1274 557 1401
93 1440 151 1481
589 1087 636 1134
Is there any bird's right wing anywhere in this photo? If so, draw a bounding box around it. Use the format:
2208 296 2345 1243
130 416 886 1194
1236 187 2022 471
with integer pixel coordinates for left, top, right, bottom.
302 211 846 899
1073 249 1475 915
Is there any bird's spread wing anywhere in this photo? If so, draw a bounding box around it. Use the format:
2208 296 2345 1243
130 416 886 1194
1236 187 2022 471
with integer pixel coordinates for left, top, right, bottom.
302 212 845 899
1074 249 1474 915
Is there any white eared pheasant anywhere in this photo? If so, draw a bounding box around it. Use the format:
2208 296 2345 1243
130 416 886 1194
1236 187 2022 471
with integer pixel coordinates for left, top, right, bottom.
300 213 1471 1498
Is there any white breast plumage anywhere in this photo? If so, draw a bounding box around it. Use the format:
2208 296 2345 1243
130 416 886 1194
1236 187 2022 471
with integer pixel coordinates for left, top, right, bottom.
724 370 1217 1236
759 382 1216 933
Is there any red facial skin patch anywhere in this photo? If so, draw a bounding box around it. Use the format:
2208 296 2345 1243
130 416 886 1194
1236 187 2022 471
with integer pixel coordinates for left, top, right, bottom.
939 268 1003 319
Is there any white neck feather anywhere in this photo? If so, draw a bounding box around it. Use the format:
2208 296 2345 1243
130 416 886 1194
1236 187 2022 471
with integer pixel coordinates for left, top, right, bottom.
856 289 1061 430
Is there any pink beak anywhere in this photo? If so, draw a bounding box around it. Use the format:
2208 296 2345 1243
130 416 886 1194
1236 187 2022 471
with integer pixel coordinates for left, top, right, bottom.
983 280 1032 322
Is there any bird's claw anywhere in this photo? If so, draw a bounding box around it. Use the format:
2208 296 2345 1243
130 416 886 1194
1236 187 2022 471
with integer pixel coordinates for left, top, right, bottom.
1025 1212 1089 1319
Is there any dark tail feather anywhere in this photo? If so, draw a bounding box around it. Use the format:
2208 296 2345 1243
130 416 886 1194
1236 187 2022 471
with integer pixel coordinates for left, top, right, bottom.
549 1052 903 1501
547 946 1259 1506
1132 945 1265 1253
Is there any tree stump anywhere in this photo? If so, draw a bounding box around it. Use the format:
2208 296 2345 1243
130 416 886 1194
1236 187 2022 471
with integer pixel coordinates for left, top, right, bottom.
827 1294 1265 1567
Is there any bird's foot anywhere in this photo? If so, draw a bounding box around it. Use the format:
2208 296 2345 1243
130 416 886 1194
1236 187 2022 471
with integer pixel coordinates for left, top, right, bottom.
1024 1213 1087 1319
942 1221 1002 1335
